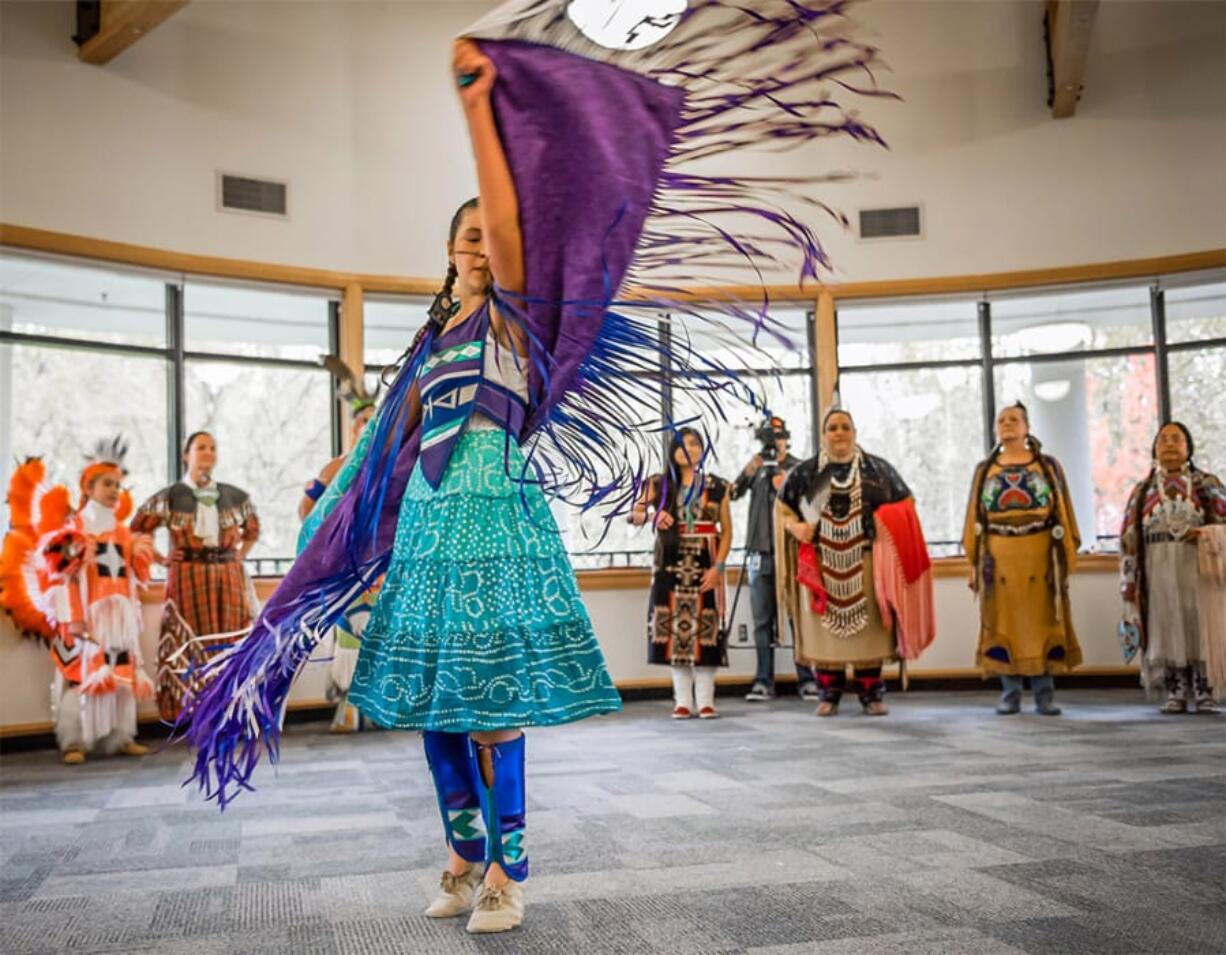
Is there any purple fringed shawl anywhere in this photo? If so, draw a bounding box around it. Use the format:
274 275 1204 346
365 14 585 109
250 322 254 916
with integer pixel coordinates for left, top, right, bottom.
485 40 685 434
181 0 892 806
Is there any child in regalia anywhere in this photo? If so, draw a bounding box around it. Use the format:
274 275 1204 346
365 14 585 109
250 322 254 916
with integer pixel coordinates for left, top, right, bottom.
1 437 156 763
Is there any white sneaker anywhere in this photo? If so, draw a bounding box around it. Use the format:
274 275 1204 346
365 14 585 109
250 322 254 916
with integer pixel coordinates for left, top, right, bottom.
424 865 483 918
466 879 525 934
745 682 774 702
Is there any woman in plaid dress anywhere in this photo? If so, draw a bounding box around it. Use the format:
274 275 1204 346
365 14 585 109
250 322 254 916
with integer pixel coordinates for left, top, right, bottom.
131 431 259 719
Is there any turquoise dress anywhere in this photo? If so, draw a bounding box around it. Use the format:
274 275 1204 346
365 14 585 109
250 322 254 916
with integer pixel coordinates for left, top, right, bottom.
346 306 622 731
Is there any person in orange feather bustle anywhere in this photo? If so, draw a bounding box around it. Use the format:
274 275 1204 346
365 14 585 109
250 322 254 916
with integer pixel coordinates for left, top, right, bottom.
1 437 156 764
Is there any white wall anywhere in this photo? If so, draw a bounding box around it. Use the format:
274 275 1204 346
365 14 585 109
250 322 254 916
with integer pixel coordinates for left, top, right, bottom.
2 1 1223 284
0 567 1132 732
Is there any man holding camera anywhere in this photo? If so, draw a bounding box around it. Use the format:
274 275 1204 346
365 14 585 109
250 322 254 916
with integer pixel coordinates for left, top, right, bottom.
732 417 819 701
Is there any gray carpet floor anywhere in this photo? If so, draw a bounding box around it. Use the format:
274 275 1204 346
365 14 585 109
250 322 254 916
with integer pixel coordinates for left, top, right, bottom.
3 689 1226 954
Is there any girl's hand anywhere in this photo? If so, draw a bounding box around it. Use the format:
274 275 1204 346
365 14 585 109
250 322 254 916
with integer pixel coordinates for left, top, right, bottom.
452 38 496 107
700 567 723 592
654 511 675 531
788 521 815 544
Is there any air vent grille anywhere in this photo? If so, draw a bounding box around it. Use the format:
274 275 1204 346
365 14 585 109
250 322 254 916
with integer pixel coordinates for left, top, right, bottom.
219 174 288 217
859 206 921 240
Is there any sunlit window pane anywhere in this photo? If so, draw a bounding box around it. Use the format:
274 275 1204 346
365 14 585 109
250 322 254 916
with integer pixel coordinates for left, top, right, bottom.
670 370 815 558
0 252 167 347
366 295 429 368
672 305 811 371
994 354 1157 547
184 281 332 360
185 360 332 567
1169 346 1226 476
561 403 666 571
839 366 985 556
0 343 170 533
1164 279 1226 345
990 285 1152 359
838 297 980 367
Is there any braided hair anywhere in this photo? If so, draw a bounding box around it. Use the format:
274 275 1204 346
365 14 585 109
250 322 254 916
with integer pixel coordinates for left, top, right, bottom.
383 198 479 383
1128 421 1199 628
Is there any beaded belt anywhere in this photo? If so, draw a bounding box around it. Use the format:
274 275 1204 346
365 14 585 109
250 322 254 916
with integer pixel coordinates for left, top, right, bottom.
987 519 1052 538
173 548 239 564
1144 532 1197 545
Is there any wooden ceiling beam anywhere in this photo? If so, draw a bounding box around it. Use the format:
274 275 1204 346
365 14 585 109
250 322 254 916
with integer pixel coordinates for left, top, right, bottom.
1047 0 1100 118
78 1 190 66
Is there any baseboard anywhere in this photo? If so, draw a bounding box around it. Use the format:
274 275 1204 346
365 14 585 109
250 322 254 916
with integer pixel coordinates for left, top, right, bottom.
0 667 1147 754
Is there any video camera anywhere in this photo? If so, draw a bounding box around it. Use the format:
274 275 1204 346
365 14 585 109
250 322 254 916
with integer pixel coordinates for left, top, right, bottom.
753 415 790 463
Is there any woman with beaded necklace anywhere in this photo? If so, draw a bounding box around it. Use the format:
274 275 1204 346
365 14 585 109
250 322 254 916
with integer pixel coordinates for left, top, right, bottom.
964 402 1081 716
1120 422 1226 714
775 409 918 717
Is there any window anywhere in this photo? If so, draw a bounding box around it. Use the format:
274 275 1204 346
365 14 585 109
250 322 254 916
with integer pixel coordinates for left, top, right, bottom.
1164 277 1226 476
6 245 1222 572
558 304 819 568
365 295 429 369
837 297 982 556
994 354 1157 545
564 427 664 571
990 284 1152 358
182 281 338 570
838 297 980 367
1169 346 1226 476
185 281 330 361
185 361 333 567
0 253 167 347
0 343 170 523
989 284 1160 546
0 254 173 533
1163 278 1226 345
669 305 817 560
677 304 812 372
841 366 985 556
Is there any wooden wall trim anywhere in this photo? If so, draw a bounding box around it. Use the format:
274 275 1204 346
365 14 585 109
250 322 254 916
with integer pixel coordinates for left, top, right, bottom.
338 283 365 450
0 224 439 295
822 249 1226 301
815 290 837 421
3 224 1222 303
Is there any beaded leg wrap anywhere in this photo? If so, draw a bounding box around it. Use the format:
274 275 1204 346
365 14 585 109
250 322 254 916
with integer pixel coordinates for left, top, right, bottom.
816 669 846 704
478 735 529 883
1192 664 1213 703
423 731 486 864
1164 666 1190 702
854 667 884 705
